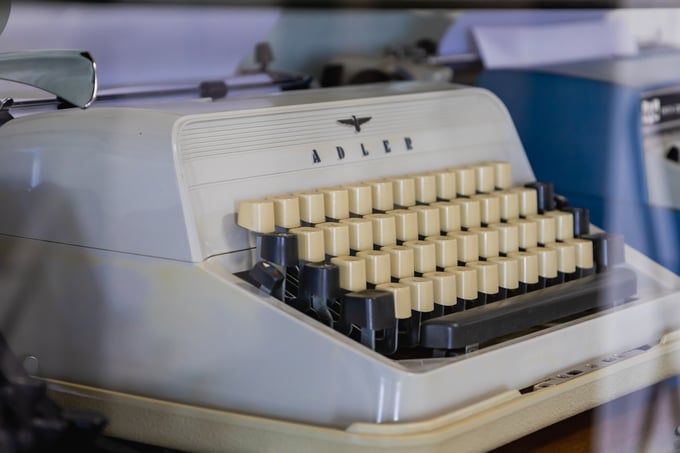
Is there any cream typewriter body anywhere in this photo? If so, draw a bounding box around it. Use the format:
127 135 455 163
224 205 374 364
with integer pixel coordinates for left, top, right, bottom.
1 81 679 450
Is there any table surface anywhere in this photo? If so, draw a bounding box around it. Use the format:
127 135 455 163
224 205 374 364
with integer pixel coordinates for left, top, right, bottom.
494 376 680 453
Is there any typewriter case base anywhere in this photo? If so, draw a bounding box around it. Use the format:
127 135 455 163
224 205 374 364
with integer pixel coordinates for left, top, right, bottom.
46 328 680 452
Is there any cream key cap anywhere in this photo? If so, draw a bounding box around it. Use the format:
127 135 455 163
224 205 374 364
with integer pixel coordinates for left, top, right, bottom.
400 277 435 314
467 227 500 260
316 222 350 258
447 230 480 265
527 246 559 288
269 195 301 229
487 256 520 299
430 201 461 233
381 245 415 280
452 198 481 230
365 179 394 213
527 214 556 246
389 176 416 208
424 235 458 269
387 209 419 243
469 163 495 194
398 276 434 347
443 265 478 310
339 217 373 252
403 240 437 275
506 251 539 293
488 223 519 255
237 199 276 233
507 218 538 250
471 193 501 226
451 166 476 197
413 173 437 204
431 169 456 201
364 213 397 248
297 191 326 225
422 271 459 315
465 260 500 305
289 226 325 263
330 255 367 292
545 210 574 241
564 238 595 278
408 205 440 238
319 187 350 221
489 160 513 190
545 242 577 282
343 183 373 216
512 187 538 218
376 282 412 319
357 250 392 287
495 190 520 221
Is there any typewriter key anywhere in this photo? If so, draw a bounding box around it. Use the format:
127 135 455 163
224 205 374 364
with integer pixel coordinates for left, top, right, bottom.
413 173 437 204
297 191 326 225
403 240 436 275
399 277 434 347
364 213 397 248
424 235 458 270
357 250 391 287
339 217 374 253
465 261 501 305
431 169 456 201
422 271 458 316
319 187 350 221
381 245 415 281
487 256 521 299
408 205 440 238
524 181 556 213
451 166 476 197
471 193 501 226
488 223 519 255
429 201 461 233
387 209 419 243
300 262 340 325
341 289 397 354
443 265 478 310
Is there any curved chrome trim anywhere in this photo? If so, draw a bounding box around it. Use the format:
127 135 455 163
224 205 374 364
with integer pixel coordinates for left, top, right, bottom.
80 51 97 108
0 50 97 109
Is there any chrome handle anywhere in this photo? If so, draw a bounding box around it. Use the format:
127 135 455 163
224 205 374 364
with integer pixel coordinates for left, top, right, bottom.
0 50 97 108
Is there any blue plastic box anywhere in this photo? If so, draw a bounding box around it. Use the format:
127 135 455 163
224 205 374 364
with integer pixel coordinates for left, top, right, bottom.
477 49 680 274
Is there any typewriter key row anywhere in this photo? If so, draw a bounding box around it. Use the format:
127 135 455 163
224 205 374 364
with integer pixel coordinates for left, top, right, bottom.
238 161 515 232
235 161 633 356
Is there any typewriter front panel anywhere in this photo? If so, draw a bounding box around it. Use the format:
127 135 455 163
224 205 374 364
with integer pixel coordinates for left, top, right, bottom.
172 85 533 263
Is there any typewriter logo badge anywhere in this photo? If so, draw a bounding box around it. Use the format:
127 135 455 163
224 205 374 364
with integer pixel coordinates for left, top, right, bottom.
337 115 371 132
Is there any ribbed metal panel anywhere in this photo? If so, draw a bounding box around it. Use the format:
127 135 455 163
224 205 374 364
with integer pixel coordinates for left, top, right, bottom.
177 95 480 159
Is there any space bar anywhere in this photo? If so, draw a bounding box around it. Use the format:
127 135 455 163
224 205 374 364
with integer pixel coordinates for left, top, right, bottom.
419 267 637 350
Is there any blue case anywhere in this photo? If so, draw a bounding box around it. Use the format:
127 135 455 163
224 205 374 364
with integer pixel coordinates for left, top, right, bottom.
477 49 680 274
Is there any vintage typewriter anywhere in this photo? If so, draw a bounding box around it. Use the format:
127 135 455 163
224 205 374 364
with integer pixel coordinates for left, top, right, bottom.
0 51 679 452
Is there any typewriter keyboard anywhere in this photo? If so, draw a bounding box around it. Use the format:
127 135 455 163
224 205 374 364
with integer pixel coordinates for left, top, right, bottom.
235 160 636 358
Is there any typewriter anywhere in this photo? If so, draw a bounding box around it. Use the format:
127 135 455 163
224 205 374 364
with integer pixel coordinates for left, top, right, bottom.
0 51 679 452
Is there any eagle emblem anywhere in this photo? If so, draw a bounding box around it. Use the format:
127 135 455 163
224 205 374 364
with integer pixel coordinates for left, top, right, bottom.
337 115 371 132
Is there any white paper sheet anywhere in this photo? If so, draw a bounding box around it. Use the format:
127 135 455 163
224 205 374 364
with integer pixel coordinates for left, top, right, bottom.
437 10 608 57
472 20 639 69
